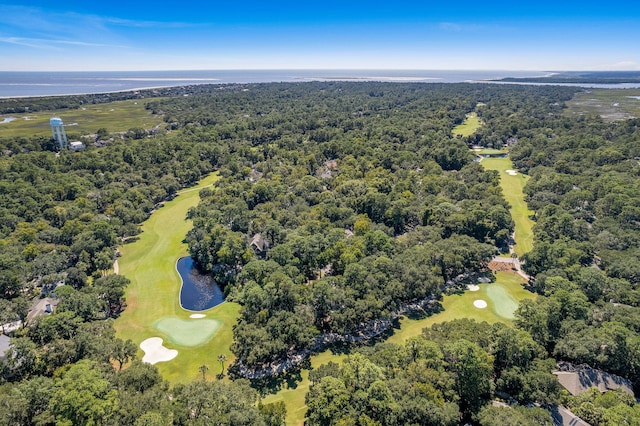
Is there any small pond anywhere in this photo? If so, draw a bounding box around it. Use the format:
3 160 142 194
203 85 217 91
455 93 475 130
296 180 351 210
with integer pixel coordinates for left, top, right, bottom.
177 256 225 311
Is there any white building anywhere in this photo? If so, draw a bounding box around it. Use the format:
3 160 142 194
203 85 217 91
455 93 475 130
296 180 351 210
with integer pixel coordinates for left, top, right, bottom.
69 141 86 151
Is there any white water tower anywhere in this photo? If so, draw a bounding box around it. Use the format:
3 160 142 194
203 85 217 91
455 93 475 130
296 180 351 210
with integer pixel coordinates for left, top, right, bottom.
50 117 68 149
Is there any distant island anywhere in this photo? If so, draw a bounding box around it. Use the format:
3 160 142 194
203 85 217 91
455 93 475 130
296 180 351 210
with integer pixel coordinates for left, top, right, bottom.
493 71 640 84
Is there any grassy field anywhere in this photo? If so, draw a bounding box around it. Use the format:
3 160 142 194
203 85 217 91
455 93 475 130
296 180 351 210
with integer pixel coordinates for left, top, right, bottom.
481 157 535 257
113 172 242 384
0 99 164 138
565 89 640 121
452 111 482 137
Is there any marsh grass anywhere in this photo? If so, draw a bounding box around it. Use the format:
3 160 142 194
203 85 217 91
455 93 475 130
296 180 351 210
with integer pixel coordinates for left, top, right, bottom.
0 99 165 138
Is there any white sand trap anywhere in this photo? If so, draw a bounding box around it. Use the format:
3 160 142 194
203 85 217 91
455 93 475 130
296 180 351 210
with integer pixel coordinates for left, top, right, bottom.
505 170 518 176
140 337 178 365
467 284 480 291
473 300 488 309
189 313 206 319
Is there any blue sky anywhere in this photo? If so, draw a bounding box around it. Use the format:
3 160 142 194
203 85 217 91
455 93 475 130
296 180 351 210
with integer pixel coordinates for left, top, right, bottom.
1 1 639 71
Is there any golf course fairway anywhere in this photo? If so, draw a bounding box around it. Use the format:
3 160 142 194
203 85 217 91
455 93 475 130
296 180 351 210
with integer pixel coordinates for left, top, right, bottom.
113 158 536 423
481 157 535 257
114 172 241 384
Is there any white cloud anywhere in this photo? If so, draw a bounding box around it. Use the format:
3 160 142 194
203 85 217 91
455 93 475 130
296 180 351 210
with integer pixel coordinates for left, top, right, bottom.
0 4 190 52
598 61 640 71
0 36 128 50
105 17 196 29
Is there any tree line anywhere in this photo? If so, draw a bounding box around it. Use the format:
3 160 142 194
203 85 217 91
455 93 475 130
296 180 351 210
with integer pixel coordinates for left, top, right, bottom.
2 81 640 424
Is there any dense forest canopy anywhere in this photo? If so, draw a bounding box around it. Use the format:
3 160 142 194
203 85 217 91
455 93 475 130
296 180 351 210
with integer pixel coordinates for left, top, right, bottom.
1 82 640 425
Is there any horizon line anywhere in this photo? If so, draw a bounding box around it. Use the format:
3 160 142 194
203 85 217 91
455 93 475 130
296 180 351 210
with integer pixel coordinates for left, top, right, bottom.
0 68 600 73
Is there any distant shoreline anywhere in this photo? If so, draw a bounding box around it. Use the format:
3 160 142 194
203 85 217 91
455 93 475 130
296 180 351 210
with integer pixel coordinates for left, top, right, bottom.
0 84 184 100
3 70 640 100
490 71 640 85
0 70 549 98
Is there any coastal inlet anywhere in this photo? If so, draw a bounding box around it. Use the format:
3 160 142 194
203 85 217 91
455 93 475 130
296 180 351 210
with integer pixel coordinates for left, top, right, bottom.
177 256 225 311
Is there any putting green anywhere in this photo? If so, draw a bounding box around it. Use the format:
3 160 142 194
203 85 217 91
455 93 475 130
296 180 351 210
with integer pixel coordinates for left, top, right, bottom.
154 317 221 347
114 172 242 383
486 284 519 320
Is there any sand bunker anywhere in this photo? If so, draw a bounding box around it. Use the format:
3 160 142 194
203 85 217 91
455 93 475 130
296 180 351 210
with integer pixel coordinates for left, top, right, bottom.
473 300 488 309
140 337 178 365
467 284 480 291
189 313 206 318
505 170 518 176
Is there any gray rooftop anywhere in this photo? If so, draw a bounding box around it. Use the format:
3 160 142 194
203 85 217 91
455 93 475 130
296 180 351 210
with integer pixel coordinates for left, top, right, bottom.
550 405 590 426
0 334 10 358
554 364 634 396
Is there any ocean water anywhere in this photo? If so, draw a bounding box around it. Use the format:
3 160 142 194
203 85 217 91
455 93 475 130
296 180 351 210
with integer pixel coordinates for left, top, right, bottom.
0 70 552 98
2 70 637 98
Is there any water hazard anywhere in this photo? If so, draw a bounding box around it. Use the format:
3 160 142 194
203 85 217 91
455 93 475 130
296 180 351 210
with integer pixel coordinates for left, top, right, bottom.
177 256 225 311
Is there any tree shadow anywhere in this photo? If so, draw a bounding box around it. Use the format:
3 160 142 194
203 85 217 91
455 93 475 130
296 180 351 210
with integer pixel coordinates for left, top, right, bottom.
328 342 355 356
250 363 306 397
405 302 444 320
445 285 466 295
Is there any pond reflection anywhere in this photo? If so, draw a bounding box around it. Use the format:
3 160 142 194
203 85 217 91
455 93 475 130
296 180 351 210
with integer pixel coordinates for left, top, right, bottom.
177 256 225 311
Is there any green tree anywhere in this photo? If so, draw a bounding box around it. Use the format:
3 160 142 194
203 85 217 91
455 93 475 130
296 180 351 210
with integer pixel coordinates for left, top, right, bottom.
49 360 118 426
476 405 553 426
111 338 137 370
444 339 494 417
306 376 352 426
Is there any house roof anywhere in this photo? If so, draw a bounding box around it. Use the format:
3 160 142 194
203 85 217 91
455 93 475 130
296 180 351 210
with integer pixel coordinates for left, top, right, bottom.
550 405 590 426
554 363 634 396
26 297 60 323
0 334 10 358
249 233 269 252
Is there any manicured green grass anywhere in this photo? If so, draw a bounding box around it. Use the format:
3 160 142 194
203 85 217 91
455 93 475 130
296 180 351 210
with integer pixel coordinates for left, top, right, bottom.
262 349 350 426
0 99 164 138
154 317 221 347
481 157 535 257
486 283 520 320
565 89 640 121
387 271 535 344
452 111 482 137
113 172 242 384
